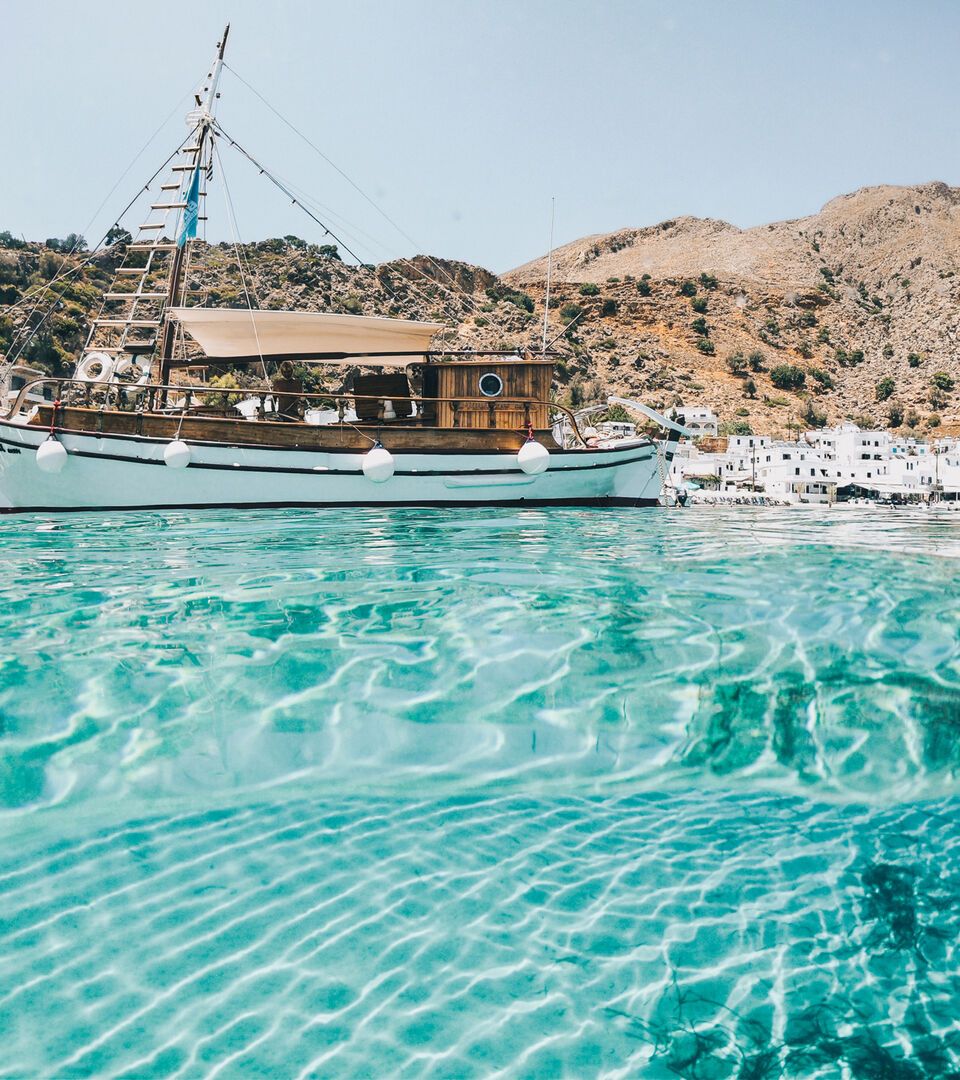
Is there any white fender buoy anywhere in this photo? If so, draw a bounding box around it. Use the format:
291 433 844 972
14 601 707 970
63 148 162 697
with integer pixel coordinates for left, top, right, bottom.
36 438 68 474
163 440 192 469
517 439 550 475
362 442 395 483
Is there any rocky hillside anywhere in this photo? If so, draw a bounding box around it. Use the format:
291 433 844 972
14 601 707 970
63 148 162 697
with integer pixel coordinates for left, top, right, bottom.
508 182 960 435
3 181 960 435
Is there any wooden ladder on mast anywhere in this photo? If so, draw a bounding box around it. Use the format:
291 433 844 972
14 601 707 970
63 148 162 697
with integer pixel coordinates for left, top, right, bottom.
81 24 229 372
81 136 207 361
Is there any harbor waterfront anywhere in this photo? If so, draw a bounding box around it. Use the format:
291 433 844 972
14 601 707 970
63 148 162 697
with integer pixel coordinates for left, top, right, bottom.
1 505 959 1076
669 417 960 505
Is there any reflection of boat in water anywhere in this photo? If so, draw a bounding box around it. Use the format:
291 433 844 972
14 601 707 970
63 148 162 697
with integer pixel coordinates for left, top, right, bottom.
0 27 686 512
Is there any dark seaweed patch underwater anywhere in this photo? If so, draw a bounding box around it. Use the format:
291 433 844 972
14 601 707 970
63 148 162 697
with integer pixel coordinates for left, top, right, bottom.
1 505 960 1078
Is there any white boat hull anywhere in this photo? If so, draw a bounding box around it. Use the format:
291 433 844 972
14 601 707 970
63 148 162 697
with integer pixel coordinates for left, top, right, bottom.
0 419 668 511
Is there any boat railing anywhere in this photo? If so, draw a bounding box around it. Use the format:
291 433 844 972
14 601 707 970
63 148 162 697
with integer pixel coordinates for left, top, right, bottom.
8 377 593 447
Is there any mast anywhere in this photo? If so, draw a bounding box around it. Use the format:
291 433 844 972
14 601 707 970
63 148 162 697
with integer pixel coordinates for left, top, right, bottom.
157 25 230 386
541 197 555 356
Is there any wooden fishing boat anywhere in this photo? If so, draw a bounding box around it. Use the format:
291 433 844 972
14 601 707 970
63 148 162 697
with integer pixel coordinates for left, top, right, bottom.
0 27 686 512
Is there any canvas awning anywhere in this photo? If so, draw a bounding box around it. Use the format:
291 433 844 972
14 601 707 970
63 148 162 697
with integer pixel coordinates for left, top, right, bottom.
168 308 443 366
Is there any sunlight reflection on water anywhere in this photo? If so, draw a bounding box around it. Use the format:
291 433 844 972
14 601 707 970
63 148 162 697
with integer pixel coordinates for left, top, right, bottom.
1 506 959 1076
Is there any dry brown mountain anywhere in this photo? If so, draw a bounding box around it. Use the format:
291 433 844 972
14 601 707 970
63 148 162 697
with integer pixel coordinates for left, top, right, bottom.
3 182 960 436
508 182 960 435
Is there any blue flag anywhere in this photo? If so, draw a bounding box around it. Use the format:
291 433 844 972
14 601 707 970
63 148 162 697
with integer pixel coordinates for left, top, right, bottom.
177 164 201 247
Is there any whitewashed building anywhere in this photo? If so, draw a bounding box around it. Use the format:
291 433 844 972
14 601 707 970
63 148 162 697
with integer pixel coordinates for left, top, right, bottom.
670 422 960 502
676 406 718 437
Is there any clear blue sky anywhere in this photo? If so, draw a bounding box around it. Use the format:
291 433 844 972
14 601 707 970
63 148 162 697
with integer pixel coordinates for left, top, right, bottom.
3 0 959 273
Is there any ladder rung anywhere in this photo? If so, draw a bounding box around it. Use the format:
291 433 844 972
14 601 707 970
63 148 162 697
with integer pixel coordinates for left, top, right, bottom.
115 268 151 275
129 243 177 250
84 343 157 354
139 223 167 230
96 319 162 328
181 145 202 153
104 292 167 300
151 202 187 210
159 183 180 190
172 165 195 172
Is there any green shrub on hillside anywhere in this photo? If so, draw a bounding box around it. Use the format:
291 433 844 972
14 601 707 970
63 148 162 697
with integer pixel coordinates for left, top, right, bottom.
770 364 806 391
802 400 827 428
875 377 896 402
810 368 834 390
485 285 534 312
726 352 747 375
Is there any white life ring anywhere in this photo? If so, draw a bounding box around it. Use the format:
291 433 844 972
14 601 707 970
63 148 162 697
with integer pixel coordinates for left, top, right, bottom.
76 352 116 384
111 355 150 385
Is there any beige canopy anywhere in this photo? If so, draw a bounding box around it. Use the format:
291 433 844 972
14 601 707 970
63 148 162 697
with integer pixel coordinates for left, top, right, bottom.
168 307 443 365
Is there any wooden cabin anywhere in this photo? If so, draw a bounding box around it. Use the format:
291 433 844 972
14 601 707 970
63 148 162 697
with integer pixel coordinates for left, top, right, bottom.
426 359 552 432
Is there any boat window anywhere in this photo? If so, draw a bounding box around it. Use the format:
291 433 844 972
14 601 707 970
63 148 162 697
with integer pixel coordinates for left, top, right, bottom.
478 372 504 398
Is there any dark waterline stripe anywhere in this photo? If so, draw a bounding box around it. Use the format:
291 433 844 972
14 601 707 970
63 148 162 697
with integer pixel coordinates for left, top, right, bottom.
0 497 659 514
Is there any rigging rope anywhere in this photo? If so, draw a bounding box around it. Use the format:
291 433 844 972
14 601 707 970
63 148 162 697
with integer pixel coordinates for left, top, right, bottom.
4 98 197 332
212 138 269 381
223 63 482 315
213 121 371 270
3 128 202 373
211 121 478 324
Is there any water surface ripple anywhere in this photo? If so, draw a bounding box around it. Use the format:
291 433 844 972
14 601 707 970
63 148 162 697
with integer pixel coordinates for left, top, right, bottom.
1 506 959 1077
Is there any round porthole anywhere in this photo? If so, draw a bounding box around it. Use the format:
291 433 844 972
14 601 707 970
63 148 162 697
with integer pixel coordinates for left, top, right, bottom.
479 372 504 397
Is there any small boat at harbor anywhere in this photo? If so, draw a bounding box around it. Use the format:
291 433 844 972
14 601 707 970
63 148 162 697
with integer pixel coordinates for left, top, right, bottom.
0 27 686 513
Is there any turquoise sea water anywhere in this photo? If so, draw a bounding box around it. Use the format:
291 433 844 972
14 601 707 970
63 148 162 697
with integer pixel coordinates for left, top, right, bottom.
2 506 960 1078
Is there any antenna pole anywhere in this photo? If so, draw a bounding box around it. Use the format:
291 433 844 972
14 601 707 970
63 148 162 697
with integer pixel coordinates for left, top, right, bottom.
541 196 555 356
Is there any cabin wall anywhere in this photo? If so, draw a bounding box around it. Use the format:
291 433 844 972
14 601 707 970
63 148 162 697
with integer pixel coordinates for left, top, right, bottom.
434 363 551 431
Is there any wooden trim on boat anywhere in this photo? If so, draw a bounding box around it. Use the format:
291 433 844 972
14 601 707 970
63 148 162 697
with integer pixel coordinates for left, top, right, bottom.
28 405 559 452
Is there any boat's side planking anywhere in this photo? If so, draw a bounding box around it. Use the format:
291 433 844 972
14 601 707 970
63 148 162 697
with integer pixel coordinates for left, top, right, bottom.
29 406 561 452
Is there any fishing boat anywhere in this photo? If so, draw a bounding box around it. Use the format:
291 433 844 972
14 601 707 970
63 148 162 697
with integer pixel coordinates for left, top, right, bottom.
0 27 687 512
